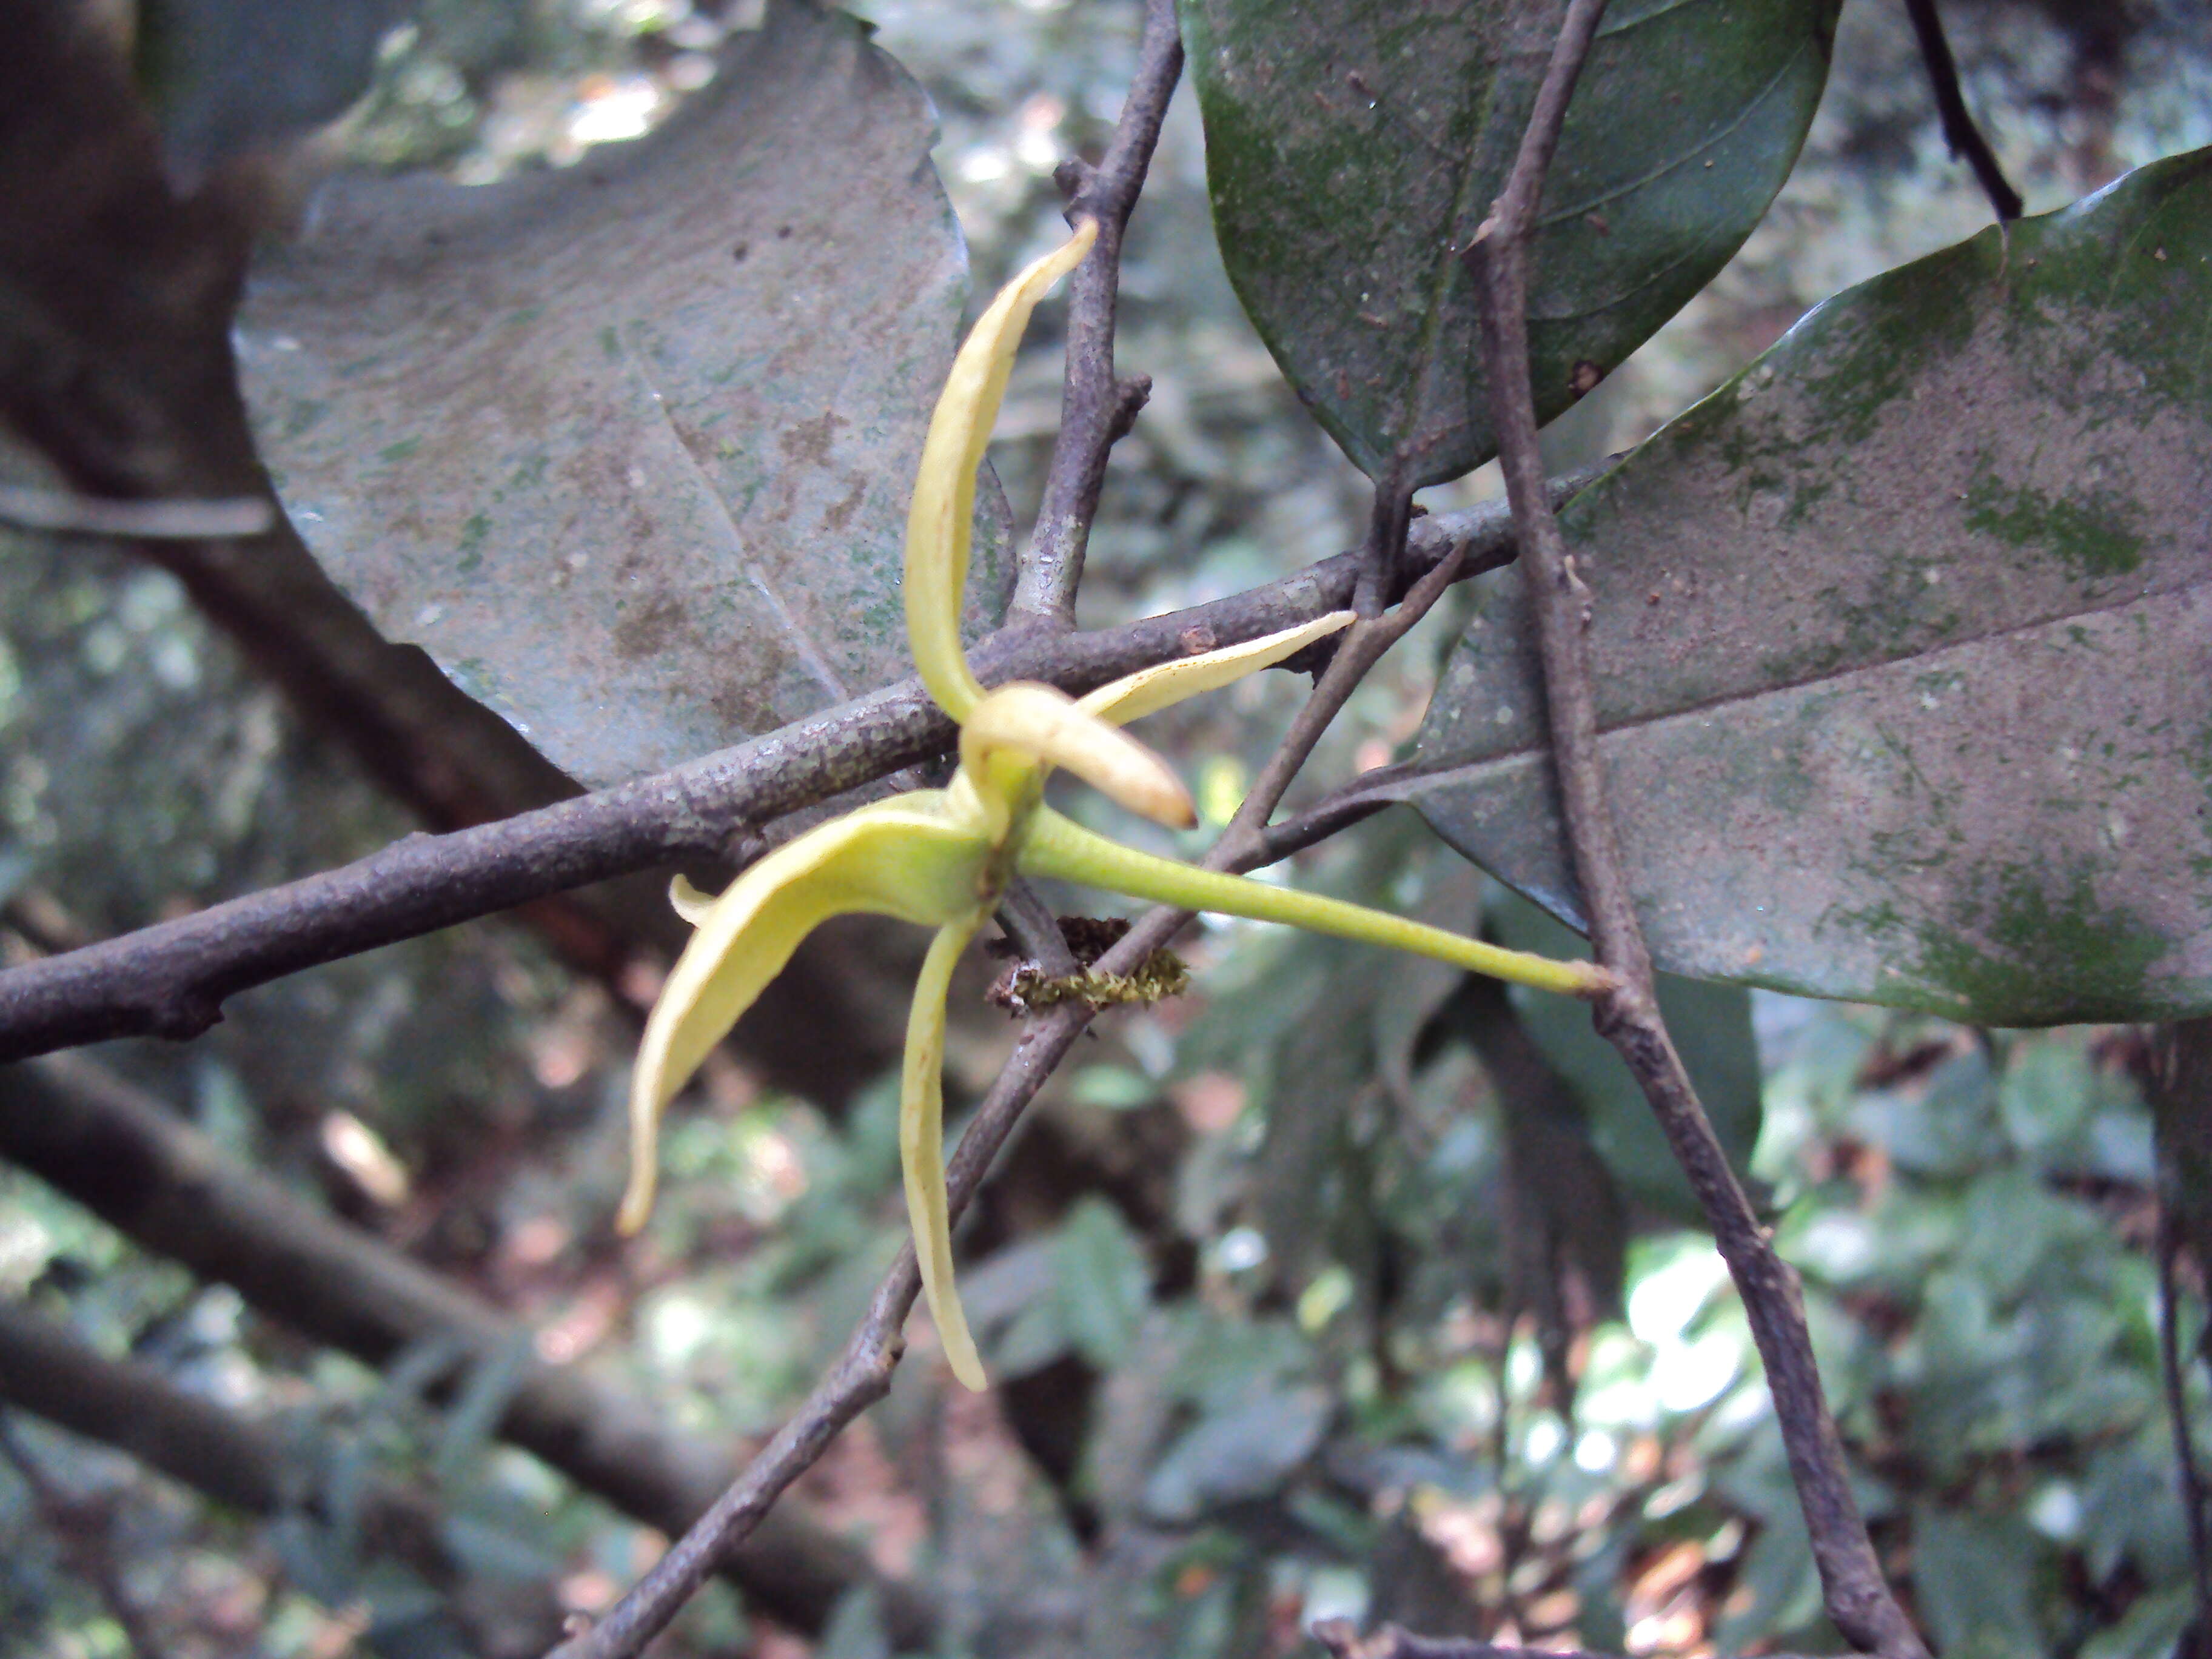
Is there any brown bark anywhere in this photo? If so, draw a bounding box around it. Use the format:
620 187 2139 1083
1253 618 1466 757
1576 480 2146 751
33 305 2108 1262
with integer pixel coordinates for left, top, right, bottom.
0 1053 938 1645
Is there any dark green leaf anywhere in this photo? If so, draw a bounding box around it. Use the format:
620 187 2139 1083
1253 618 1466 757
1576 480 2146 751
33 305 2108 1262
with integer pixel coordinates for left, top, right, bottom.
1230 826 1473 1295
1140 1383 1332 1521
1486 888 1761 1225
1178 0 1837 487
1912 1506 2053 1659
2083 1424 2199 1583
138 0 410 183
2080 1586 2195 1659
1999 1037 2099 1154
1446 967 1630 1319
1052 1196 1153 1370
1410 150 2212 1024
1851 1050 2001 1180
1712 1500 1822 1649
240 0 1011 786
1165 1313 1314 1417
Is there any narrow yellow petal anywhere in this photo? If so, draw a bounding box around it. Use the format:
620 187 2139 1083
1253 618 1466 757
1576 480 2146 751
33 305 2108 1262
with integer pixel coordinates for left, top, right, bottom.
906 220 1099 721
961 683 1196 830
621 797 986 1234
1016 806 1615 1000
900 915 990 1392
1078 611 1357 726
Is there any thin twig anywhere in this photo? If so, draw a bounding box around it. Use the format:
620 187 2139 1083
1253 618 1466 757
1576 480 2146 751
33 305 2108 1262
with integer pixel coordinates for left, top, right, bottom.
1902 0 2023 223
2160 1208 2212 1641
1011 0 1183 626
550 449 1481 1659
549 991 1091 1659
1248 762 1420 863
550 748 1390 1659
0 481 273 540
1466 2 1926 1654
0 468 1605 1067
1222 503 1477 868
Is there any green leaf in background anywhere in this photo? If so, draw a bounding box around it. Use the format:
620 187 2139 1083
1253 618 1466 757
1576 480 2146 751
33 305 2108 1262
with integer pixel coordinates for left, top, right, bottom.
137 0 412 184
1911 1506 2053 1659
2080 1587 2197 1659
1053 1196 1153 1371
1140 1382 1332 1523
238 0 1011 787
1410 149 2212 1024
1178 0 1837 489
1486 888 1761 1225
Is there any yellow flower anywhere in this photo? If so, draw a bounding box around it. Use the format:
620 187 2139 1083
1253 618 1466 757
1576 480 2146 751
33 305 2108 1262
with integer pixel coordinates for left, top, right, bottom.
622 221 1605 1390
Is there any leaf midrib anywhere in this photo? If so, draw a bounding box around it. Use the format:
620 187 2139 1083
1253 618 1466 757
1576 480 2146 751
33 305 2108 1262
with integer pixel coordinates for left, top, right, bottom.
1382 23 1510 477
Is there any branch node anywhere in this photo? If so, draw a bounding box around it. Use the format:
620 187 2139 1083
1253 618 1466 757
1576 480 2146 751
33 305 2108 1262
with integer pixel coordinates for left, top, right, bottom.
1107 373 1152 443
1053 156 1099 203
146 991 223 1041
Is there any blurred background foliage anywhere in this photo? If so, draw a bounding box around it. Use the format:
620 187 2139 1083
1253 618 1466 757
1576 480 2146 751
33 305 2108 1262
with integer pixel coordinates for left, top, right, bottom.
4 0 2212 1655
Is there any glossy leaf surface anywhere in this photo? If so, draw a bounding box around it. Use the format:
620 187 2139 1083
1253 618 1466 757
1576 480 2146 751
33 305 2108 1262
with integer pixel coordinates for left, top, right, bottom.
1412 151 2212 1024
1179 0 1837 487
239 0 1010 786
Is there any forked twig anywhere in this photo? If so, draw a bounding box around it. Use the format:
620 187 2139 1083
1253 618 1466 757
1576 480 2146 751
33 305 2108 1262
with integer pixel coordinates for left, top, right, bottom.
1463 1 1927 1654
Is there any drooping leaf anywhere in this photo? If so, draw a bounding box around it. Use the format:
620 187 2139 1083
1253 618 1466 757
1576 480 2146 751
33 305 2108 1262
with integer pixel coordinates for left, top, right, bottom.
1239 835 1473 1298
1410 149 2212 1025
137 0 412 184
238 0 1012 787
1485 888 1760 1227
1443 967 1631 1349
1178 0 1837 488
